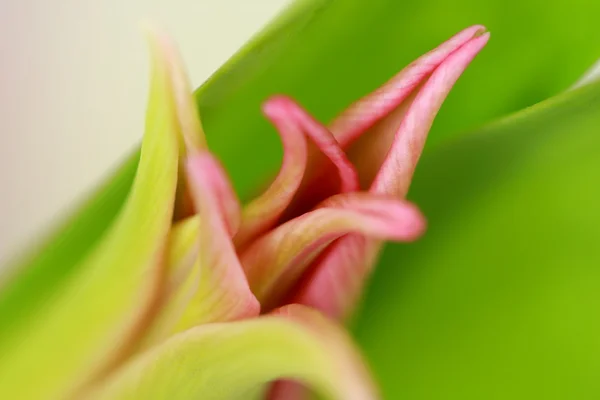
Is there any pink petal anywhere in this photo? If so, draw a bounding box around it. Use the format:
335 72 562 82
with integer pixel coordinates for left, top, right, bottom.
370 30 490 197
291 27 489 321
175 152 241 234
240 193 424 311
206 159 242 237
184 152 260 323
343 27 489 191
289 234 378 321
284 25 488 215
272 96 359 194
234 96 358 248
330 25 487 147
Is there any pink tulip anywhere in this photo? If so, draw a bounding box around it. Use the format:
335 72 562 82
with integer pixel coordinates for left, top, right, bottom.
182 24 489 323
152 24 488 400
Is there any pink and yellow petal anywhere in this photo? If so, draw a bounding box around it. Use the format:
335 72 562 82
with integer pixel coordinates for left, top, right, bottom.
235 96 358 248
86 305 378 400
0 26 184 399
241 193 424 310
174 152 260 328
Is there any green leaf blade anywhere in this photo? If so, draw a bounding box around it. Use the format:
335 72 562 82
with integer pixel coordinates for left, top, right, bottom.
354 80 600 399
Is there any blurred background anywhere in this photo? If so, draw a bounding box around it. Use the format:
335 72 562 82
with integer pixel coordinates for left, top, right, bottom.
0 0 289 263
2 1 600 398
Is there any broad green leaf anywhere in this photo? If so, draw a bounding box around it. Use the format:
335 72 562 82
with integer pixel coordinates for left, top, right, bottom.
0 150 138 343
5 0 599 324
86 305 377 400
0 30 181 399
354 80 600 398
195 0 600 201
1 0 599 396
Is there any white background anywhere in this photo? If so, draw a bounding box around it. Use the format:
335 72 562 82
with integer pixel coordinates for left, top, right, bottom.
0 0 289 263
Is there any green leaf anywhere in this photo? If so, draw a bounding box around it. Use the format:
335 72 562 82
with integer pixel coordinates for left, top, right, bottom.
0 29 181 399
354 80 600 399
86 305 377 400
6 0 599 314
0 149 138 343
2 0 600 396
195 0 600 201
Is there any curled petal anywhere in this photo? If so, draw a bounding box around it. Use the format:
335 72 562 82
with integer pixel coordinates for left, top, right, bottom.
178 152 260 326
233 98 308 248
86 305 377 400
235 95 358 248
290 235 379 321
342 27 490 194
272 96 359 193
201 161 241 237
292 27 489 321
287 25 488 213
240 193 425 310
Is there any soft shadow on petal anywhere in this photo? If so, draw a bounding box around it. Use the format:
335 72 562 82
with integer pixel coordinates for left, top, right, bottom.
137 217 201 348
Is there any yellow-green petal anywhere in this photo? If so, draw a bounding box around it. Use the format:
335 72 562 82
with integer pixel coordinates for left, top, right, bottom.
0 28 181 399
86 305 378 400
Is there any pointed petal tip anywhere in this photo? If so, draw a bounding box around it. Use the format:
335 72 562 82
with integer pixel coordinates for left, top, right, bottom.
473 26 489 38
461 24 487 37
262 95 297 119
140 20 208 154
466 25 490 48
139 20 173 54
